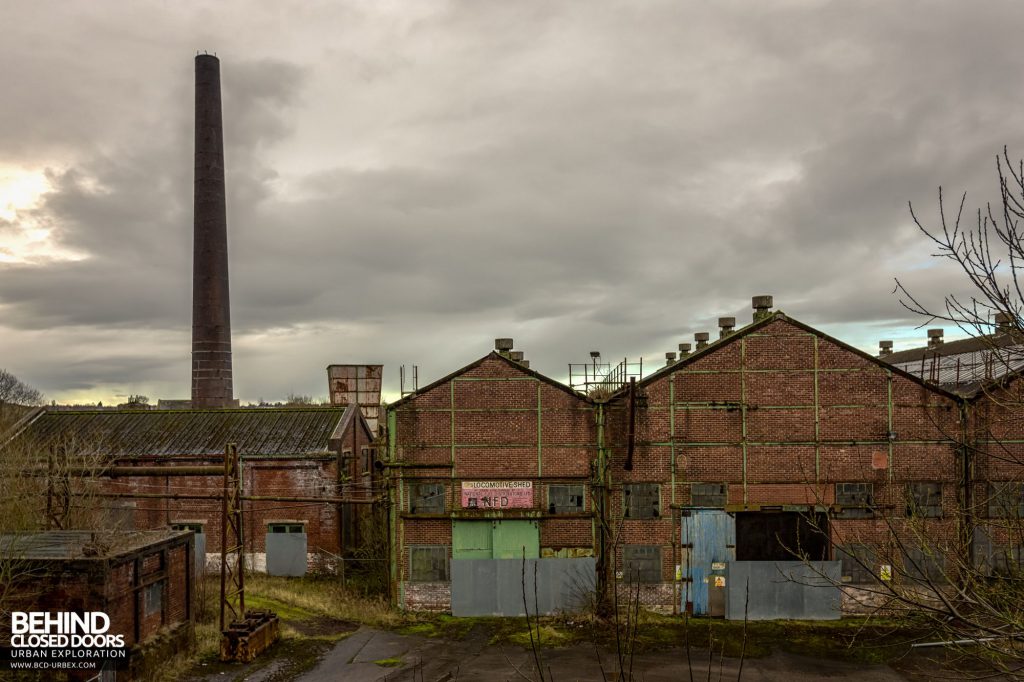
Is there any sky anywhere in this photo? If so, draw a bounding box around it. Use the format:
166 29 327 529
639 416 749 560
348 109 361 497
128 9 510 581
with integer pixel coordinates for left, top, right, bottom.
1 1 1022 405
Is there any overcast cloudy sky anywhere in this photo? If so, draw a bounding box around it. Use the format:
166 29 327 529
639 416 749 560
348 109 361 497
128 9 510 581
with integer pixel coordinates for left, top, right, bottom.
1 1 1022 404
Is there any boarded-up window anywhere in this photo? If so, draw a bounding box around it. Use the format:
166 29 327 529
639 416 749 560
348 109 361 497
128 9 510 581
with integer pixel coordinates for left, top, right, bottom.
410 483 445 514
623 545 661 583
835 483 873 519
907 483 942 518
691 483 727 507
624 484 660 519
548 484 584 514
987 482 1024 518
410 545 449 582
144 581 163 617
836 544 876 584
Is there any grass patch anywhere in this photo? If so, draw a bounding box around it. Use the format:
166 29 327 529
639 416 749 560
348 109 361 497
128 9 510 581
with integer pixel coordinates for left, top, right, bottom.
373 657 404 667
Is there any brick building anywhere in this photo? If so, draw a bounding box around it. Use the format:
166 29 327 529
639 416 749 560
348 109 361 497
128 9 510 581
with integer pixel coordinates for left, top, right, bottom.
603 311 964 612
385 351 597 611
0 530 194 680
3 406 376 575
384 300 1019 615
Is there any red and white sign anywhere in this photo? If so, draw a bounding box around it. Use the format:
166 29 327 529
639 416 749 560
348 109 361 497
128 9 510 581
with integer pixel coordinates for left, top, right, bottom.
461 481 533 509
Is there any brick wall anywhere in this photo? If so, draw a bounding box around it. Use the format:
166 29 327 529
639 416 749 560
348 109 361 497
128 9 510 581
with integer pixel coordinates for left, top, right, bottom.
391 353 597 610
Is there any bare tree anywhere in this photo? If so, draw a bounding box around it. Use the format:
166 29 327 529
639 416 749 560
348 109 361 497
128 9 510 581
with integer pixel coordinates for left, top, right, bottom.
0 369 44 430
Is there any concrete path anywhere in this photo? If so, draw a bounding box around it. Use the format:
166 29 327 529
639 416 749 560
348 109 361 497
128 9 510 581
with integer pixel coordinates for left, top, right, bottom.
297 626 907 682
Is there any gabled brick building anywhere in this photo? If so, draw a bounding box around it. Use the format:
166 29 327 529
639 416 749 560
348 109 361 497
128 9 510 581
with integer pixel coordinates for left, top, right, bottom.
385 302 1008 615
603 311 964 612
3 406 376 575
385 351 597 611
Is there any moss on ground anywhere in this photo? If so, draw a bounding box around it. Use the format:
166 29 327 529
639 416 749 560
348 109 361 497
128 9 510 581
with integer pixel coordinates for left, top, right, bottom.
373 657 404 667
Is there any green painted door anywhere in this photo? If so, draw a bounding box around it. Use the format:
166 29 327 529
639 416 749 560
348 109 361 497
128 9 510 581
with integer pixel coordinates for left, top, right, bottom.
452 520 493 559
452 520 539 559
493 520 539 559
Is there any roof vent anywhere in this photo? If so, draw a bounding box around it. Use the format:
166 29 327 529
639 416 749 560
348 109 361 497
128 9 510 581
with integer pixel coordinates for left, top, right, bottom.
665 351 677 366
718 317 736 339
995 311 1015 333
494 338 514 355
695 332 710 350
879 340 893 357
752 295 774 322
678 342 691 357
520 360 530 369
927 329 944 349
509 351 525 362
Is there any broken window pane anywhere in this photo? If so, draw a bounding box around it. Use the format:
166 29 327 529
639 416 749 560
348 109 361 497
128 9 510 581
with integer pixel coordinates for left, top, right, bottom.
624 483 660 519
410 545 449 582
548 484 585 514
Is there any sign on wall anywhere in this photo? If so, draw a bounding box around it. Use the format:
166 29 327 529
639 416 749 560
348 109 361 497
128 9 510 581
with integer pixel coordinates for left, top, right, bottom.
461 481 533 509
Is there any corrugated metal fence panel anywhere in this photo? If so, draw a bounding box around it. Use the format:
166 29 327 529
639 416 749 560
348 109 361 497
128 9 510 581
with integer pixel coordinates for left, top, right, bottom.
724 561 841 620
266 533 307 577
451 558 596 617
683 510 735 615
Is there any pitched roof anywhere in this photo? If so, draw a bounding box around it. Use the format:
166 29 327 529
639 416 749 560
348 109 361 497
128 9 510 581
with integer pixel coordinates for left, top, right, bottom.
387 351 591 410
2 407 351 458
0 530 191 560
615 311 963 402
881 333 1024 396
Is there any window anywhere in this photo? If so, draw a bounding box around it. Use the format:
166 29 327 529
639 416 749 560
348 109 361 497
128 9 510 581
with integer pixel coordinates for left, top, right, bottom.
410 483 445 514
409 545 449 582
171 522 204 534
624 483 660 519
907 483 942 518
268 523 305 534
144 581 163 617
987 482 1024 518
622 545 661 583
548 484 584 514
835 483 874 519
690 483 727 507
836 544 876 584
902 548 946 583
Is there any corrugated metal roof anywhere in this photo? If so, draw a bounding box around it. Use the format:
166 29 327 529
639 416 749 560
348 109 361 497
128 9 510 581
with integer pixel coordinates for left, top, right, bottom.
5 407 348 457
0 530 190 560
882 334 1024 394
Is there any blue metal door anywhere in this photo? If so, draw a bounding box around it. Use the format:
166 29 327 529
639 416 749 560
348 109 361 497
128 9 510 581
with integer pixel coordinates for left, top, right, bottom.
682 510 735 615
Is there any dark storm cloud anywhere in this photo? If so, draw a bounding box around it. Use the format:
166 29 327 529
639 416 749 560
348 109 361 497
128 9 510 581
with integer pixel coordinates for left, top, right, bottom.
1 1 1023 402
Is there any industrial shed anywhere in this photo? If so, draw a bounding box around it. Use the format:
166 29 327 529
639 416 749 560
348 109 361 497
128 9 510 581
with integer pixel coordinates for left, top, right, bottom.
383 298 1021 617
2 406 377 576
0 530 193 680
386 350 598 613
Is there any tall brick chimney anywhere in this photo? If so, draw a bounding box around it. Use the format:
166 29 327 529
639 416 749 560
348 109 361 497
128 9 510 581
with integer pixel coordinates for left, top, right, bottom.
191 54 233 408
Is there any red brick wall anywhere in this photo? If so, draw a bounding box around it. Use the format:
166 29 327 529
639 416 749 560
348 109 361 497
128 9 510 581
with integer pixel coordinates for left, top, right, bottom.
391 354 597 609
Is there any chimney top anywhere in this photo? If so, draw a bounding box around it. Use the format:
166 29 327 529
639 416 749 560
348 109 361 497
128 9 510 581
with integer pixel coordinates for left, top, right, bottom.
678 342 692 355
927 329 944 348
665 351 677 365
879 340 893 357
995 311 1015 333
520 360 530 369
509 351 524 362
719 317 736 338
694 332 710 342
752 295 774 322
494 338 514 352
